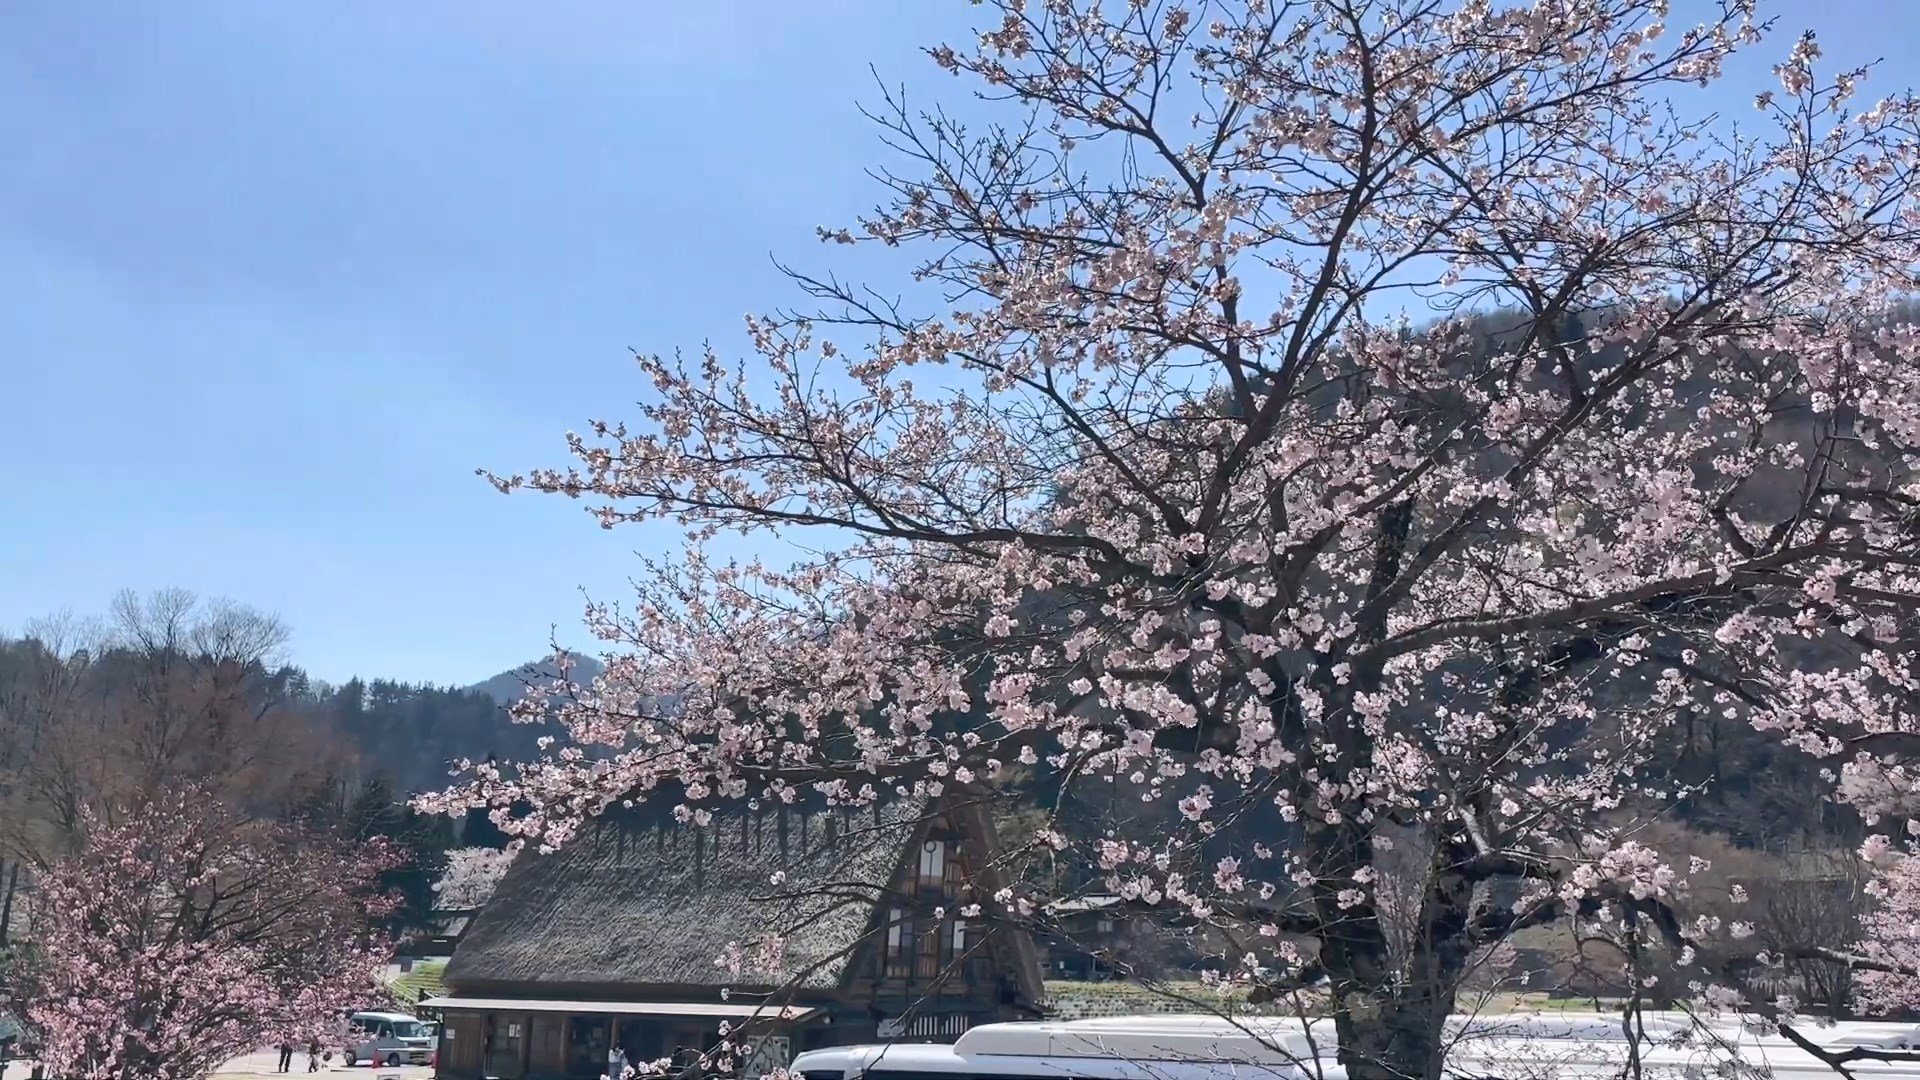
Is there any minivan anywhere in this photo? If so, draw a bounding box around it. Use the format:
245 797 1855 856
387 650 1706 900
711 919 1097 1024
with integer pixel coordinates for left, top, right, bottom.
342 1011 435 1067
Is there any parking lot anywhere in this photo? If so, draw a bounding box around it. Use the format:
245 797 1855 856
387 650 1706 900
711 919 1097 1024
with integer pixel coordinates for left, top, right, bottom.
213 1050 435 1080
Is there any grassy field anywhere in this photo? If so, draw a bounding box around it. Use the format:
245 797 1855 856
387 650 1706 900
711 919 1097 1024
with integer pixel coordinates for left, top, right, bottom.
385 961 447 1009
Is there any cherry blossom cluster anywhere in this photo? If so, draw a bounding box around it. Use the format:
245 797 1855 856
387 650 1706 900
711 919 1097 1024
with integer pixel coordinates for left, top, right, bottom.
432 846 515 909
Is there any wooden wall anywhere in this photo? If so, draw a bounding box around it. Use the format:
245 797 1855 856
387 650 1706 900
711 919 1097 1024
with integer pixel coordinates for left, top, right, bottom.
438 1014 486 1078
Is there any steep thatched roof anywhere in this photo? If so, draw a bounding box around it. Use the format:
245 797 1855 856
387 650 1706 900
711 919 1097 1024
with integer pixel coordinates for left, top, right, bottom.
445 796 931 993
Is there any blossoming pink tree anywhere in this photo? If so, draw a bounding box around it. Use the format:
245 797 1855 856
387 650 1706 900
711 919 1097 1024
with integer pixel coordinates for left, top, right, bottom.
430 0 1920 1075
9 788 394 1080
431 847 514 909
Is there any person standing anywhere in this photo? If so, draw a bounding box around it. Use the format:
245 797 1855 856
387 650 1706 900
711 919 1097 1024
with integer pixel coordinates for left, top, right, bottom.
308 1039 322 1073
279 1042 295 1073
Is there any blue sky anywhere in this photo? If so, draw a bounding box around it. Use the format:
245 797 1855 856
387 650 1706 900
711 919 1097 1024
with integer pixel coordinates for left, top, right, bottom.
1 1 1913 687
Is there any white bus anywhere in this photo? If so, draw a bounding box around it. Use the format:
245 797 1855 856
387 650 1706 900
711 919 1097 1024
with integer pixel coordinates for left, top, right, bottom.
792 1016 1334 1080
791 1014 1920 1080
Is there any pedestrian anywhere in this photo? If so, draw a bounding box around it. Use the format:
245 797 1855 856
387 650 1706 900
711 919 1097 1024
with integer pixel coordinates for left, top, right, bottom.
279 1042 295 1073
308 1039 321 1073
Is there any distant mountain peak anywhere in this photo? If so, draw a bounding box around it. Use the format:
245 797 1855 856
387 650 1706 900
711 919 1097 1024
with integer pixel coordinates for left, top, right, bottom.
468 652 605 705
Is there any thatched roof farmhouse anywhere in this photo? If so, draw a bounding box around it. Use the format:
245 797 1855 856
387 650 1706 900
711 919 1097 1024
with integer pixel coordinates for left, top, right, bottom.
424 793 1041 1080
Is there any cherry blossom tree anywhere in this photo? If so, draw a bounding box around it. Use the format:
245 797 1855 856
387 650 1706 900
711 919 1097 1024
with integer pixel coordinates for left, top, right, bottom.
431 846 513 909
429 0 1920 1075
1851 840 1920 1017
7 787 393 1080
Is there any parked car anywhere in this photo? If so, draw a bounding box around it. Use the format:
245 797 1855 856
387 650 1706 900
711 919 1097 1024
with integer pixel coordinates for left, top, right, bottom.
342 1011 435 1067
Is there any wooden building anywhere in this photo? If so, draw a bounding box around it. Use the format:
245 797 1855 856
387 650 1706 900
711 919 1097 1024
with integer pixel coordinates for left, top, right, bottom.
1038 896 1126 981
415 908 481 961
424 795 1042 1080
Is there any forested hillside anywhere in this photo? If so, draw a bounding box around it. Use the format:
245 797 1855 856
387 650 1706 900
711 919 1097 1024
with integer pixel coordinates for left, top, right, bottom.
272 670 542 795
283 652 603 793
0 594 557 955
0 608 598 805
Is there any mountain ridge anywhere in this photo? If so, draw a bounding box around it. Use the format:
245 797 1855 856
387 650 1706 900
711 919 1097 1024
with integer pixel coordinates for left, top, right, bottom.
466 652 606 705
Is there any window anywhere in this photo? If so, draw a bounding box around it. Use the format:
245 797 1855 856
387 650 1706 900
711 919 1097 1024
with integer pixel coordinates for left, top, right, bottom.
669 1024 709 1069
489 1020 524 1077
532 1018 565 1068
565 1016 609 1078
884 907 912 978
864 1068 1027 1080
915 914 942 980
918 840 946 883
940 917 974 976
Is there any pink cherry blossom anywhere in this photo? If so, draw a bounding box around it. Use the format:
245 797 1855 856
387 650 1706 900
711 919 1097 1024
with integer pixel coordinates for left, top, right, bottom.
9 788 395 1080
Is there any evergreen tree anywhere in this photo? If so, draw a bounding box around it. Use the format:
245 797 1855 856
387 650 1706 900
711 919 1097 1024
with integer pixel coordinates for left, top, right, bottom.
346 777 451 938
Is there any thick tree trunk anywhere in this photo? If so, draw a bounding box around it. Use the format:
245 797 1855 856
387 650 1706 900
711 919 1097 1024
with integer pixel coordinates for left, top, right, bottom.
1318 877 1457 1079
1321 849 1477 1080
1331 993 1452 1080
1310 505 1483 1079
0 859 16 947
1327 936 1473 1080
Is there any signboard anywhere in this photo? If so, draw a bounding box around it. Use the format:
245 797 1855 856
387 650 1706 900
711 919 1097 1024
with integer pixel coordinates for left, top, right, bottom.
739 1036 790 1077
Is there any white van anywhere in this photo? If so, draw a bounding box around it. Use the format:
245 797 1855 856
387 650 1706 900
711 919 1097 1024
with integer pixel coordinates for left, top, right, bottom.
342 1011 435 1067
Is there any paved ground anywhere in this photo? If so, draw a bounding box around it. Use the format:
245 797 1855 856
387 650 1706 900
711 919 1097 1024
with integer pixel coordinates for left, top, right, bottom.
215 1050 433 1080
0 1049 433 1080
